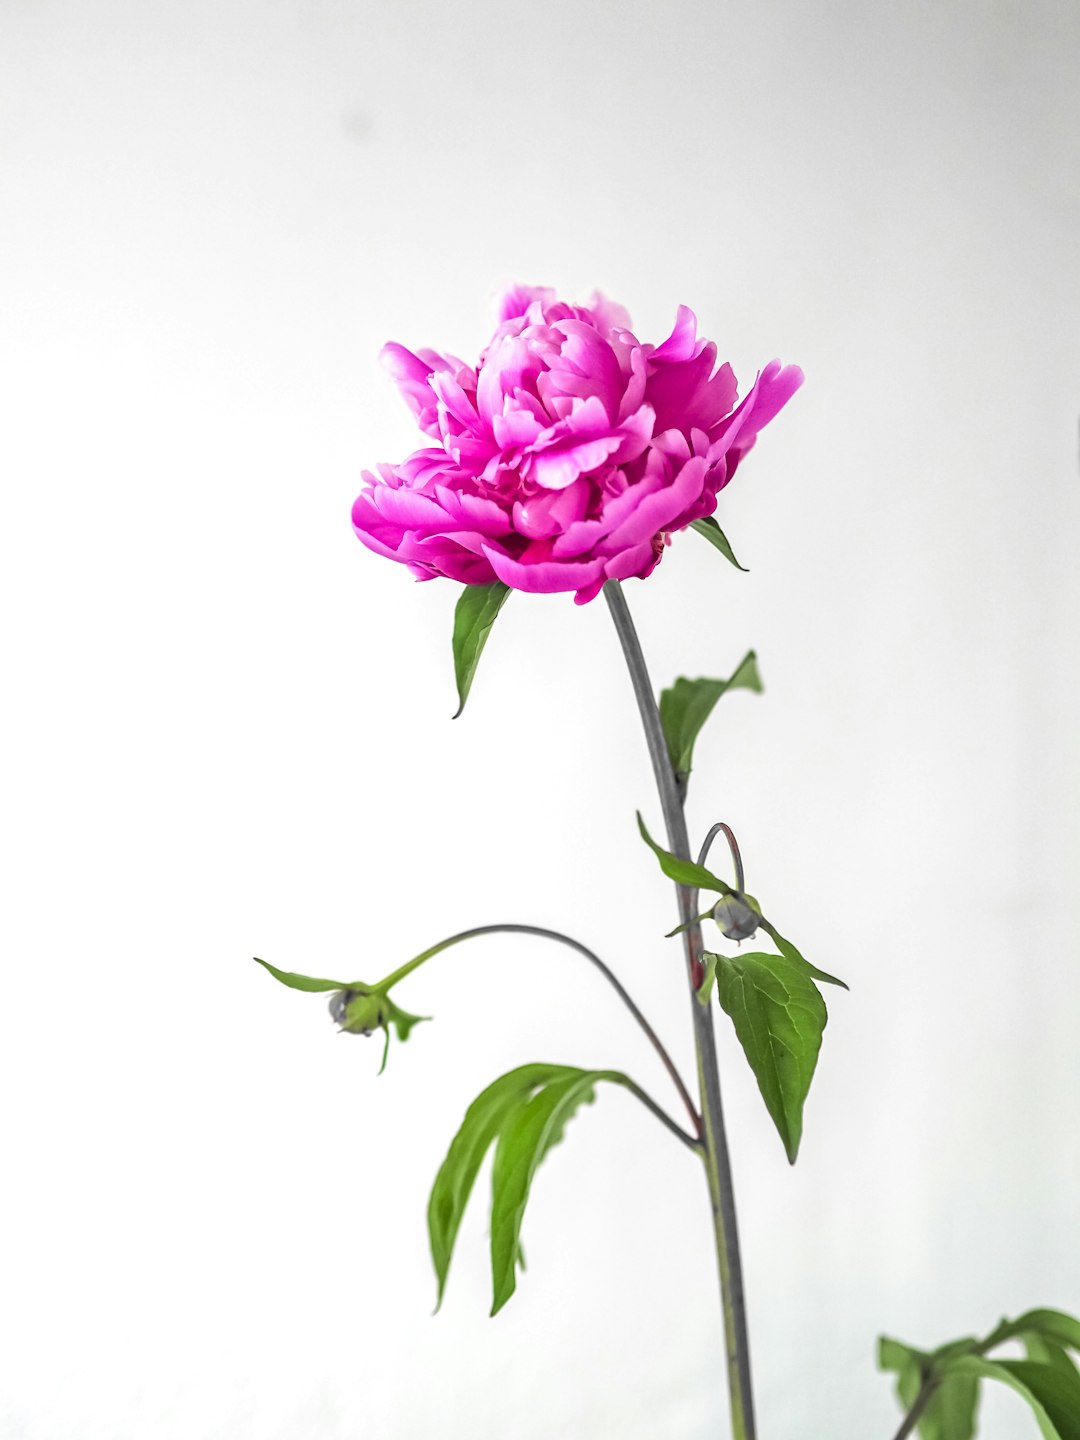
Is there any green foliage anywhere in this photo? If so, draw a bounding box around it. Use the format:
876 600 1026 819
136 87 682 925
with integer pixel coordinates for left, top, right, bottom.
714 949 829 1163
880 1310 1080 1440
636 812 733 895
690 516 748 571
452 581 510 717
253 956 354 992
659 653 762 791
428 1064 630 1315
254 958 427 1072
758 921 849 990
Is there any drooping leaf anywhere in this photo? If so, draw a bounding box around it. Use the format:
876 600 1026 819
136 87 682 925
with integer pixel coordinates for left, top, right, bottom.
992 1311 1080 1354
691 516 749 571
452 581 510 718
253 957 356 992
757 921 849 990
944 1356 1080 1440
659 653 762 789
636 812 732 895
427 1064 575 1308
1023 1336 1080 1381
489 1069 615 1314
715 950 828 1163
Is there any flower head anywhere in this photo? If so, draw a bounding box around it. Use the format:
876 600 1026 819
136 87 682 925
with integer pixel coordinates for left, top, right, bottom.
353 286 802 604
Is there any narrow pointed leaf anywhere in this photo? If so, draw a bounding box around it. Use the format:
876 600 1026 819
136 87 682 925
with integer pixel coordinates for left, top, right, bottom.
659 652 762 785
253 957 355 992
428 1064 573 1308
452 581 510 718
715 950 828 1163
490 1069 616 1314
636 812 732 894
945 1356 1080 1440
691 516 748 571
757 922 849 990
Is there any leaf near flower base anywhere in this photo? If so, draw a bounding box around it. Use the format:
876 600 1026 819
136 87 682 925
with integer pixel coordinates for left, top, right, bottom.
714 950 829 1164
452 581 510 718
690 516 748 571
428 1064 626 1315
659 652 762 793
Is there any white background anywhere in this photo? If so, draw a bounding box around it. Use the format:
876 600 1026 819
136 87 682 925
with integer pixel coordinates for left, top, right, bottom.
2 2 1079 1437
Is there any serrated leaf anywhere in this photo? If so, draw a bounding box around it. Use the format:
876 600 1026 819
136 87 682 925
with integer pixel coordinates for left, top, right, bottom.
427 1064 573 1309
452 581 510 718
489 1069 615 1315
253 957 355 992
945 1356 1080 1440
691 516 748 571
659 652 762 787
636 812 732 895
715 950 828 1163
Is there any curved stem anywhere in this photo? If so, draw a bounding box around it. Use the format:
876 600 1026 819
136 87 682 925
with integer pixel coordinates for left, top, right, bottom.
378 922 700 1137
614 1075 702 1152
699 822 745 893
604 579 756 1440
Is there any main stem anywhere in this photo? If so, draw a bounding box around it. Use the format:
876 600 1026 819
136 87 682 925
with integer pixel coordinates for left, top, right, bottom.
604 580 756 1440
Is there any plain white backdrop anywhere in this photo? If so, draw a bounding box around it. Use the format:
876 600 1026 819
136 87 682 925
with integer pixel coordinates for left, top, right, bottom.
2 1 1079 1437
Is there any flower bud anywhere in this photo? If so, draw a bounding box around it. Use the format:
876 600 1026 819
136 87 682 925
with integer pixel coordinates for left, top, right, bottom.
711 894 759 943
328 987 387 1036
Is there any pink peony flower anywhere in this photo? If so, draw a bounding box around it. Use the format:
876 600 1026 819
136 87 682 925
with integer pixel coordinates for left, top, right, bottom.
352 286 802 605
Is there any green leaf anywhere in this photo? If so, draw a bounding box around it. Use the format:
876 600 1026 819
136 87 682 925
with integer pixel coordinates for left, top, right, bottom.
427 1064 575 1309
636 812 733 895
757 921 849 991
945 1356 1080 1440
1024 1336 1080 1381
919 1377 980 1440
690 516 748 571
490 1069 614 1315
659 653 762 787
452 581 510 718
993 1310 1080 1354
253 957 355 992
715 950 828 1163
880 1337 979 1440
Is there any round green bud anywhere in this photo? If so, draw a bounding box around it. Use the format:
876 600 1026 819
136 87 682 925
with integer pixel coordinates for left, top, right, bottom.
711 894 760 942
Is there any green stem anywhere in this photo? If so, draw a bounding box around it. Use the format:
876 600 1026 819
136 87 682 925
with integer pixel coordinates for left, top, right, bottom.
604 579 756 1440
378 922 700 1137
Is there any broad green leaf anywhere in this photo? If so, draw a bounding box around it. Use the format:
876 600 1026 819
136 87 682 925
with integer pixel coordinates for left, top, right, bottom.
992 1310 1080 1354
1023 1336 1080 1380
880 1335 980 1440
490 1069 616 1314
757 922 849 991
636 812 733 895
659 652 762 787
690 516 748 571
917 1377 980 1440
452 581 510 718
715 950 828 1163
428 1064 574 1308
945 1356 1080 1440
253 957 355 992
